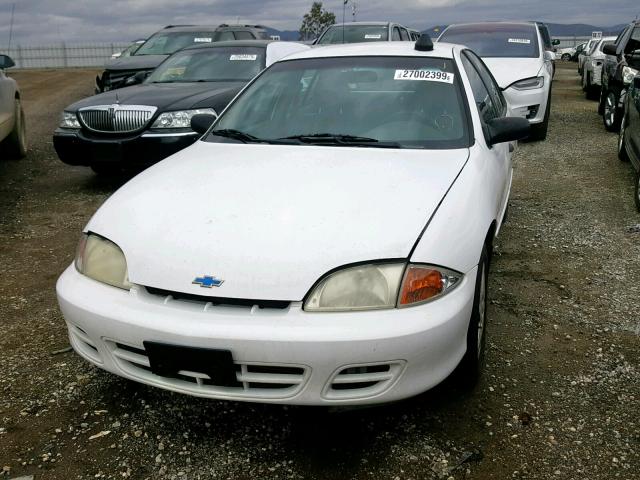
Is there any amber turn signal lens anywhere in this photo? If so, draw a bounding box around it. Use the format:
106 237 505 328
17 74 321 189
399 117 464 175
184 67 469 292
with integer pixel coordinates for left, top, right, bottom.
399 267 444 305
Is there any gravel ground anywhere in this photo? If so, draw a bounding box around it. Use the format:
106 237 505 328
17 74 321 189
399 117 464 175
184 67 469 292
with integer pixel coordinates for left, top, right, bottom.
0 63 639 480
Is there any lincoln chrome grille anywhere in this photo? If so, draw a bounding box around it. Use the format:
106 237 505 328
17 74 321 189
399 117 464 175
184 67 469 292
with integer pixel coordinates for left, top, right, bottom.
78 105 157 133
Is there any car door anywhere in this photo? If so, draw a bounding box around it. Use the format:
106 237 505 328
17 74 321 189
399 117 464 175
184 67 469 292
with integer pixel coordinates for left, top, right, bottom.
461 50 512 219
0 69 15 138
630 76 640 163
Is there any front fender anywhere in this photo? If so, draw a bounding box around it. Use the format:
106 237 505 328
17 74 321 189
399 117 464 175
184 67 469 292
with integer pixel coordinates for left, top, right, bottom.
410 148 504 274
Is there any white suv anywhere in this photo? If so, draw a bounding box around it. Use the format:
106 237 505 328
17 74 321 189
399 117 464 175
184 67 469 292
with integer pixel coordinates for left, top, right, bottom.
438 21 554 141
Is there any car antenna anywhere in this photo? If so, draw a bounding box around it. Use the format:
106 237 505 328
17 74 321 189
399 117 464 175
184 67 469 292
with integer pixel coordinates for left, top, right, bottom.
342 0 348 44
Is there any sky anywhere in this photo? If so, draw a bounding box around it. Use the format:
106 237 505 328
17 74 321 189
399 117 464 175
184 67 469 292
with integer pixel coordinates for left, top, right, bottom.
0 0 638 45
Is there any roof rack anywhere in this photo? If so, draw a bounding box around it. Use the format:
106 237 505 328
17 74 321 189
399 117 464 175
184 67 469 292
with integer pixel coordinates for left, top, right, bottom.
163 24 196 29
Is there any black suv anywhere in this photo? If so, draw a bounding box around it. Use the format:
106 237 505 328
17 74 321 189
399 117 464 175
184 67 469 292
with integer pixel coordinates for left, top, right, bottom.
599 20 640 131
96 24 269 92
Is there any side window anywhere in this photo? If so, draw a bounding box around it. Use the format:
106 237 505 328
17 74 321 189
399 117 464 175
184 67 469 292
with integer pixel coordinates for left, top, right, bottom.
465 50 506 116
461 54 498 124
234 31 255 40
400 28 410 41
625 27 640 54
392 27 402 41
217 31 235 41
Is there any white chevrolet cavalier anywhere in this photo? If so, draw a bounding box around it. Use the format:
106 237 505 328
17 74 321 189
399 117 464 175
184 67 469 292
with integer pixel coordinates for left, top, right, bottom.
57 37 529 405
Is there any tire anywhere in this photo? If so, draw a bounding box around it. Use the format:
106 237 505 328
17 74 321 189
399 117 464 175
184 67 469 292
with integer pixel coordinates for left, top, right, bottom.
91 163 121 176
585 74 600 100
455 244 489 389
635 172 640 212
603 89 622 132
1 98 27 159
528 90 551 141
618 111 630 162
561 53 571 61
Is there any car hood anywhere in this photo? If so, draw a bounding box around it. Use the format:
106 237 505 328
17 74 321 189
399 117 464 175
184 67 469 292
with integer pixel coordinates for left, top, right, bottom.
67 82 246 112
482 57 543 89
104 54 169 71
86 142 469 301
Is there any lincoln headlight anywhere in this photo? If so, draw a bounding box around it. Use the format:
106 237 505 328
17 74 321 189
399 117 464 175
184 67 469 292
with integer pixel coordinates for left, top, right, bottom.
151 109 217 129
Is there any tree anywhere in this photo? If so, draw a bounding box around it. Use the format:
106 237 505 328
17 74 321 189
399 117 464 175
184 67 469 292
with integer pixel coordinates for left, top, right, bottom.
299 2 336 41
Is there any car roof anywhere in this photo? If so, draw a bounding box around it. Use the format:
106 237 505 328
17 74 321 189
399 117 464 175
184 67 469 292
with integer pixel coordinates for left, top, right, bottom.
328 22 392 27
445 21 538 30
160 25 219 32
282 41 457 61
183 40 275 51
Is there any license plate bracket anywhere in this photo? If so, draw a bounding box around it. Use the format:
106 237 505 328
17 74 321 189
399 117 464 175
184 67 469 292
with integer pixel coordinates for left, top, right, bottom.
143 342 239 387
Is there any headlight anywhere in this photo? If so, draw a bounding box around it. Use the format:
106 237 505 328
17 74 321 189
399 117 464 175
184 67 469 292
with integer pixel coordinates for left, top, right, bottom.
60 111 81 129
511 76 545 90
75 233 132 290
623 66 639 85
303 263 461 312
150 109 217 129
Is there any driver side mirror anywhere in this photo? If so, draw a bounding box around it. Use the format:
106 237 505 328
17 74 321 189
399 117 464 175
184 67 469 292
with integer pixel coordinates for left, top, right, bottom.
602 44 617 56
190 113 217 135
486 117 531 145
0 54 15 69
552 39 560 46
544 51 556 61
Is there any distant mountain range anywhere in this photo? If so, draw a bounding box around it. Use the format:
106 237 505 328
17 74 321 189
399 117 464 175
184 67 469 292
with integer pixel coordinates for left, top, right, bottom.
266 22 628 41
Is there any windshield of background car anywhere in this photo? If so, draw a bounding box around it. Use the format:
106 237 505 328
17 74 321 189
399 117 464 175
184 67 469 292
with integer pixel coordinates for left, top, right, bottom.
134 32 217 55
439 25 540 58
147 47 266 83
207 56 470 149
318 26 389 44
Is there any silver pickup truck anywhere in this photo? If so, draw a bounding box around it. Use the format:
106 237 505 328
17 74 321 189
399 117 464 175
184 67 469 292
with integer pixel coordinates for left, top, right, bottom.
0 54 27 158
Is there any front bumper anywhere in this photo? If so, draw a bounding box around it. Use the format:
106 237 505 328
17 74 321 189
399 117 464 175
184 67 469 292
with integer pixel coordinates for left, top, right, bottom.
503 85 550 124
56 265 477 405
53 129 199 168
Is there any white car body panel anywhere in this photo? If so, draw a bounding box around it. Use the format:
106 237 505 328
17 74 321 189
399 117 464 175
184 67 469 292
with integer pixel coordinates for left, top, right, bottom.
86 142 470 300
265 42 310 67
57 42 516 405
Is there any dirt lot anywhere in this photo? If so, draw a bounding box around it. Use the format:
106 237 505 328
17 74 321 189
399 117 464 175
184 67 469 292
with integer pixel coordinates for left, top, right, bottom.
1 63 639 480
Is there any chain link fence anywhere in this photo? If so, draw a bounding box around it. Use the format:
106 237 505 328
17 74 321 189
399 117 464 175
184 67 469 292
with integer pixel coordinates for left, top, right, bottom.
0 43 131 68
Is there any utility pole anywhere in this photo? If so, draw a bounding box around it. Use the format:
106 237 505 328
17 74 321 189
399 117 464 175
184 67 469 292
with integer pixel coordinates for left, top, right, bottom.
8 3 16 51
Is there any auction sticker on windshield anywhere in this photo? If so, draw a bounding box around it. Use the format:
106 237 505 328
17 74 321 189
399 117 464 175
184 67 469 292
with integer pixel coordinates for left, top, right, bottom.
508 38 531 44
394 70 454 84
365 34 382 39
230 54 258 61
194 37 212 43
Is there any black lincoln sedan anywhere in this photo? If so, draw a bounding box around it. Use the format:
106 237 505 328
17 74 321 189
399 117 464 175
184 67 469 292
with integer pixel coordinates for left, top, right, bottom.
54 40 307 175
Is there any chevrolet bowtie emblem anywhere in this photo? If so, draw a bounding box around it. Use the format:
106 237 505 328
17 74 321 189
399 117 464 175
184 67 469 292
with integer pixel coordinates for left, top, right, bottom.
192 275 224 288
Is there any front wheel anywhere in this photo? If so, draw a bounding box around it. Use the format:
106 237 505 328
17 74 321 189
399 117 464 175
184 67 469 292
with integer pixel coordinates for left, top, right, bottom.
1 98 27 158
603 89 622 132
455 245 489 389
561 53 571 61
528 90 551 141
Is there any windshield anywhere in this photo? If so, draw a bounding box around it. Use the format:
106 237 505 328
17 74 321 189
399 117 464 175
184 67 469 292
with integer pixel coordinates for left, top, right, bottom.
134 32 217 56
207 56 470 149
439 24 540 58
147 47 266 83
318 25 389 44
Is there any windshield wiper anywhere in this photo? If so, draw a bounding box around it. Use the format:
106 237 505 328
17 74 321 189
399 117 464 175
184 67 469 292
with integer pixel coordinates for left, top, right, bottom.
275 133 402 148
210 129 265 144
